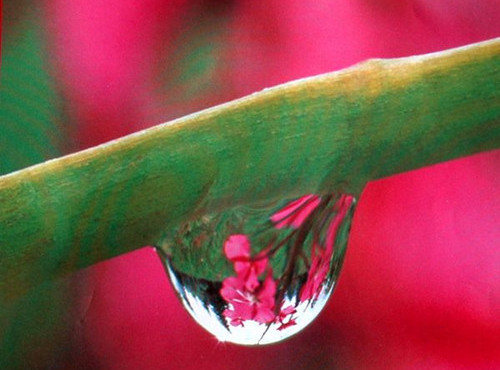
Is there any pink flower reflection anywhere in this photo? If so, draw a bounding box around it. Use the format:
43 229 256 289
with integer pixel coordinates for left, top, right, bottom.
224 234 268 291
270 194 321 229
276 305 297 331
299 242 332 302
221 271 276 326
221 234 298 330
300 195 353 302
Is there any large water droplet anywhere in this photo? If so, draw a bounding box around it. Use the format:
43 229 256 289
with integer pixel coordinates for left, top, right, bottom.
156 193 355 345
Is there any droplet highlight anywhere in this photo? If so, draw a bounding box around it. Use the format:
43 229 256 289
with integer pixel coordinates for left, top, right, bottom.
157 193 356 345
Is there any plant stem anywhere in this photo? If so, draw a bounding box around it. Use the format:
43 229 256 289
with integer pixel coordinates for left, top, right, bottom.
0 38 499 302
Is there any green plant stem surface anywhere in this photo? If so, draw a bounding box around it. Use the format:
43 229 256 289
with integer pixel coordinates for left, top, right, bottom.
0 38 499 302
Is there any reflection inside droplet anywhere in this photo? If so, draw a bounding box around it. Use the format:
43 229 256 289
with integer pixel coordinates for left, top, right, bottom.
157 193 356 345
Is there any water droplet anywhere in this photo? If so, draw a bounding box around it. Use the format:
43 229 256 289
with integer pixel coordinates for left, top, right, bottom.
156 193 356 345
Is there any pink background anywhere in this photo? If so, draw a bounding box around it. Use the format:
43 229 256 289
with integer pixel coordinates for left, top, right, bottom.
43 1 499 368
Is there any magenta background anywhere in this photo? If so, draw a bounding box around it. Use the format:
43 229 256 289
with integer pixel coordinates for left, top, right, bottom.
43 1 499 368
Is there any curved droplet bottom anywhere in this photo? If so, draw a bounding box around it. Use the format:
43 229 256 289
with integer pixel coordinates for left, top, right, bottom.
157 193 356 345
162 258 335 345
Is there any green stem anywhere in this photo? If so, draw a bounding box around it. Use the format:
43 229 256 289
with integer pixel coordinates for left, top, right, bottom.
0 38 499 302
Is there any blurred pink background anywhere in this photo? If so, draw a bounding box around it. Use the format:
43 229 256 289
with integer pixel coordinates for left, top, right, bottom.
43 0 499 368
